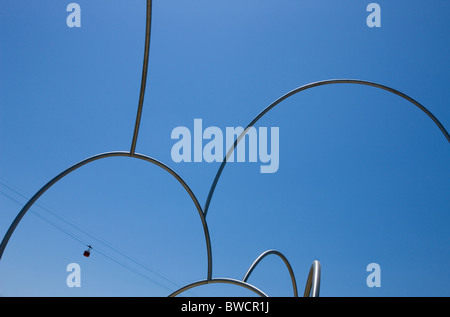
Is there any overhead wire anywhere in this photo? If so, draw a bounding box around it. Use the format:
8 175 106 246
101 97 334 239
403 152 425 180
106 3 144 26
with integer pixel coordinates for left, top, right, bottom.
1 0 199 297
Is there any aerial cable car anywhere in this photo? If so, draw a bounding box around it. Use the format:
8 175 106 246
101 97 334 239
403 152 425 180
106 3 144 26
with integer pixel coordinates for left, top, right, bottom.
83 245 92 257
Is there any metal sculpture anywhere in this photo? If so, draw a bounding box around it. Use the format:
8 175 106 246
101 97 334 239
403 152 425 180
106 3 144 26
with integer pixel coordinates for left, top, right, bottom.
1 0 449 297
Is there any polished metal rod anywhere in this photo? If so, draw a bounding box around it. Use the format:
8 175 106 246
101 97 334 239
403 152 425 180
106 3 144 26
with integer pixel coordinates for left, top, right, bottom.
303 260 321 297
242 249 298 297
203 79 450 217
130 0 152 155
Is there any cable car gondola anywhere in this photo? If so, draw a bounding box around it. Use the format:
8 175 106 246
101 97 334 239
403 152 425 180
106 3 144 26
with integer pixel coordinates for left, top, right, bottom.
83 245 92 257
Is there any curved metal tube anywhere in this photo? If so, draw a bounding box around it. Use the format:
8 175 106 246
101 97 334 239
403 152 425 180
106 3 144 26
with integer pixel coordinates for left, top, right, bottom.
203 79 450 217
242 249 298 297
0 151 213 280
168 278 268 297
130 0 152 155
303 260 321 297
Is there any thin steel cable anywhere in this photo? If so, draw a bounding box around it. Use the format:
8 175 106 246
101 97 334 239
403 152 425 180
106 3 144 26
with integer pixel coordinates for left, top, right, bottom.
0 151 213 283
0 185 197 296
91 246 177 294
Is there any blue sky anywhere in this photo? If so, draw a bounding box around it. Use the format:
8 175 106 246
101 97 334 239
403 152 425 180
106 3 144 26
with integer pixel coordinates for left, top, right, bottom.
0 0 449 297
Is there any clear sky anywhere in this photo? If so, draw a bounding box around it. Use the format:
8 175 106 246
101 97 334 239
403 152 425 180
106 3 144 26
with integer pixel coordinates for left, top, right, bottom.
0 0 449 297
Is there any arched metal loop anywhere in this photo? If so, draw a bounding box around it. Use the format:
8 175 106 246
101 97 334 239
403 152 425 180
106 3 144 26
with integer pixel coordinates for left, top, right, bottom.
243 249 298 297
203 79 450 217
0 151 213 280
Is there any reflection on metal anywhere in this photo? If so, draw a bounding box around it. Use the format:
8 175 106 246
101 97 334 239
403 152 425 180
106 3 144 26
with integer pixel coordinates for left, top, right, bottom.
243 250 298 297
303 260 321 297
2 0 449 298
